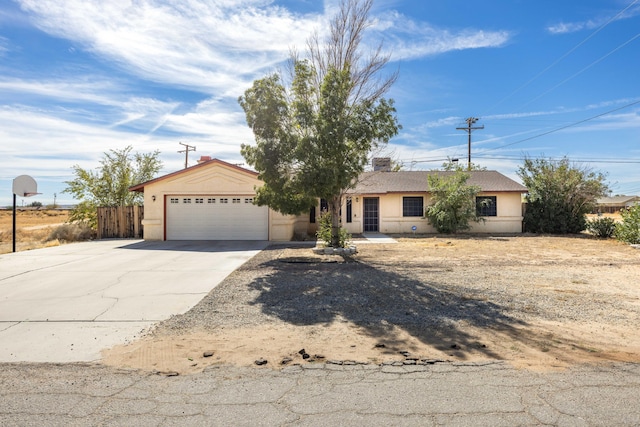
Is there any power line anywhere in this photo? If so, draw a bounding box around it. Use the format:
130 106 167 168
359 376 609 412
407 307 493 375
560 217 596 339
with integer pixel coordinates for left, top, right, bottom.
473 155 640 164
481 0 640 116
475 99 640 154
518 31 640 110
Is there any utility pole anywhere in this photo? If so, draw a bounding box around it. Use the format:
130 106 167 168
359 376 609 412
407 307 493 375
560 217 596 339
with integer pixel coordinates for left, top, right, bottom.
456 117 484 170
178 142 196 169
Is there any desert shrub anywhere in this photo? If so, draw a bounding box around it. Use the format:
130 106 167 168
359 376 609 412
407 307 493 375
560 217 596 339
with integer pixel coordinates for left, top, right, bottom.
586 217 617 238
47 223 95 242
518 157 608 234
615 205 640 244
424 168 482 234
316 211 351 248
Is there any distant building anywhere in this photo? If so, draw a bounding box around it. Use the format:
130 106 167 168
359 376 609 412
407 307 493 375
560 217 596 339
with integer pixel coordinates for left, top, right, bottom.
595 196 640 214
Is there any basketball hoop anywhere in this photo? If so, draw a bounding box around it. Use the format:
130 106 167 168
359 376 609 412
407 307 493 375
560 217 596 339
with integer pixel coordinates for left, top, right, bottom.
12 175 41 253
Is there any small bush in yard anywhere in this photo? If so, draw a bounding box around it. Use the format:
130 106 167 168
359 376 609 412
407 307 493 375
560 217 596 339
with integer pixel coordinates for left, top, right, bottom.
47 223 95 242
316 211 351 248
615 205 640 244
586 217 617 238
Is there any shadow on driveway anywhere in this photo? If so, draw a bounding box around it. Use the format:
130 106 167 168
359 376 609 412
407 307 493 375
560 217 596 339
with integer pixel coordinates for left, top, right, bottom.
117 240 270 253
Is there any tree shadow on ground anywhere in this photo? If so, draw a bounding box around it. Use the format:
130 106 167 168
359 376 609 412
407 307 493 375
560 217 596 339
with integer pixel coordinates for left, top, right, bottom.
248 250 529 360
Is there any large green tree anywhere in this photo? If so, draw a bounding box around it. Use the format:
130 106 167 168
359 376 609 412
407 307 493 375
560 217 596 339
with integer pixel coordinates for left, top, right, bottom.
239 0 400 247
424 166 483 234
518 157 608 234
63 146 162 228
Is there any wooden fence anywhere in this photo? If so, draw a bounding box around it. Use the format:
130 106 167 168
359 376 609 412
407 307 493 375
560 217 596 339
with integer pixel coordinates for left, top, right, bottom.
97 206 144 239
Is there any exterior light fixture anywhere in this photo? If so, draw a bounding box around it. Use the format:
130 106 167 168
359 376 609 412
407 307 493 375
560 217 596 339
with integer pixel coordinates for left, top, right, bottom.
152 195 156 202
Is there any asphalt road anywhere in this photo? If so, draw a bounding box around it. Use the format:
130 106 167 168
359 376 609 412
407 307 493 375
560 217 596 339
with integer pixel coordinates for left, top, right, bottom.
1 361 639 426
0 240 268 363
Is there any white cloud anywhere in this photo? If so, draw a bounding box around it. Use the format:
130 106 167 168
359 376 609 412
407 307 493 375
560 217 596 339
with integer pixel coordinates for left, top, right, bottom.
14 0 511 94
373 11 510 60
547 4 640 34
15 0 322 95
547 21 593 35
0 78 123 106
0 104 252 207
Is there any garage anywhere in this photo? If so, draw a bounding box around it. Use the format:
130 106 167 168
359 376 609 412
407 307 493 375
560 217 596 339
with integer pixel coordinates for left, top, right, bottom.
130 158 300 241
165 195 269 240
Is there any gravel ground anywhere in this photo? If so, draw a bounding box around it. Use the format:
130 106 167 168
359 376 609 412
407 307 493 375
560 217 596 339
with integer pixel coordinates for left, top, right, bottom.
156 238 640 333
109 235 640 371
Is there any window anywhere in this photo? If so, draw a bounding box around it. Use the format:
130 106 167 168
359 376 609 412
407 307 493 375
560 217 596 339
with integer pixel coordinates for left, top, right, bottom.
403 196 424 217
245 198 253 204
183 198 192 204
310 205 316 224
195 198 204 204
320 198 328 213
232 198 241 204
170 198 179 204
476 196 497 216
208 198 216 203
220 198 228 204
346 197 352 223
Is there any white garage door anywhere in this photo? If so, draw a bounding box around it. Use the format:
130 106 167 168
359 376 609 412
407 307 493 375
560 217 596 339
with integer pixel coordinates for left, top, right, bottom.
166 196 268 240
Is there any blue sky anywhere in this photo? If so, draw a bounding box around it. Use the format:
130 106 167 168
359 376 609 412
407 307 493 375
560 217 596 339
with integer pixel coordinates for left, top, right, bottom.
1 0 639 206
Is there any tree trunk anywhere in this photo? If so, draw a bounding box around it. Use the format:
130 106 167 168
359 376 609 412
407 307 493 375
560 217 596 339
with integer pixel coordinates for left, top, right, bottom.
329 195 342 247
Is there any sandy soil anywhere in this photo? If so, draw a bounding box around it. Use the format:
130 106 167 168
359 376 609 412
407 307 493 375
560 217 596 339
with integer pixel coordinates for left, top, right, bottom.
0 209 70 254
102 235 640 374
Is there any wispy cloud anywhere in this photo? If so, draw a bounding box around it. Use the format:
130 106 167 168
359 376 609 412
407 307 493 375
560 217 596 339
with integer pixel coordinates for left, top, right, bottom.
547 3 640 34
0 78 123 105
0 36 7 55
0 105 248 179
374 11 510 60
16 0 321 95
15 0 512 93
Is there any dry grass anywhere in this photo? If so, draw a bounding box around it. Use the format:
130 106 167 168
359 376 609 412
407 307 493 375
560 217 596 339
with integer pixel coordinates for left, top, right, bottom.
0 209 71 254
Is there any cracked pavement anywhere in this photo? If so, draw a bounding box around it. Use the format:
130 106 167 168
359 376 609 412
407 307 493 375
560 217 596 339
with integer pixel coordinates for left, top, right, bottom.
1 361 639 426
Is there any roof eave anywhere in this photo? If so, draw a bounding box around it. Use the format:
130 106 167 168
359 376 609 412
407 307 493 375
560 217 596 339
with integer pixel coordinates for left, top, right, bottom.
127 158 258 193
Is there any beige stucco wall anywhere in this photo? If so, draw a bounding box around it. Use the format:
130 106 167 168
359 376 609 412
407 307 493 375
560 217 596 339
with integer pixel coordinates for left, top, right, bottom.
269 211 309 241
139 162 301 241
342 192 523 234
469 192 524 233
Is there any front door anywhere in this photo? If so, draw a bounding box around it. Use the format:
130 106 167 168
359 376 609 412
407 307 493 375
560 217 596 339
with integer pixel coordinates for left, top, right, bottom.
363 197 379 232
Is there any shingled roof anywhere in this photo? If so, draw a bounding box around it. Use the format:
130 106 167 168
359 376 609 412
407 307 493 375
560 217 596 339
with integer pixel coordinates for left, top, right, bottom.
348 170 527 194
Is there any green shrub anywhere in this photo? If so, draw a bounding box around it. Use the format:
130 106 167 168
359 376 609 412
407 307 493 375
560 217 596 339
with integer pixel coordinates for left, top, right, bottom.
615 205 640 244
47 223 95 242
316 211 351 248
586 217 617 238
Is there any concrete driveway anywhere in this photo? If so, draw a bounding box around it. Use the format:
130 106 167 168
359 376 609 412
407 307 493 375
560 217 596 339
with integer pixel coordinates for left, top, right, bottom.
0 240 268 363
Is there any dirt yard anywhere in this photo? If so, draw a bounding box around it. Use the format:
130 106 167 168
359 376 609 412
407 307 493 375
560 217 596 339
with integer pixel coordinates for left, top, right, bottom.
102 235 640 374
0 209 69 254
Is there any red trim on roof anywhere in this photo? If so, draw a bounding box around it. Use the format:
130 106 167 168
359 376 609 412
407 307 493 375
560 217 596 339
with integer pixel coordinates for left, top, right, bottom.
129 158 258 192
